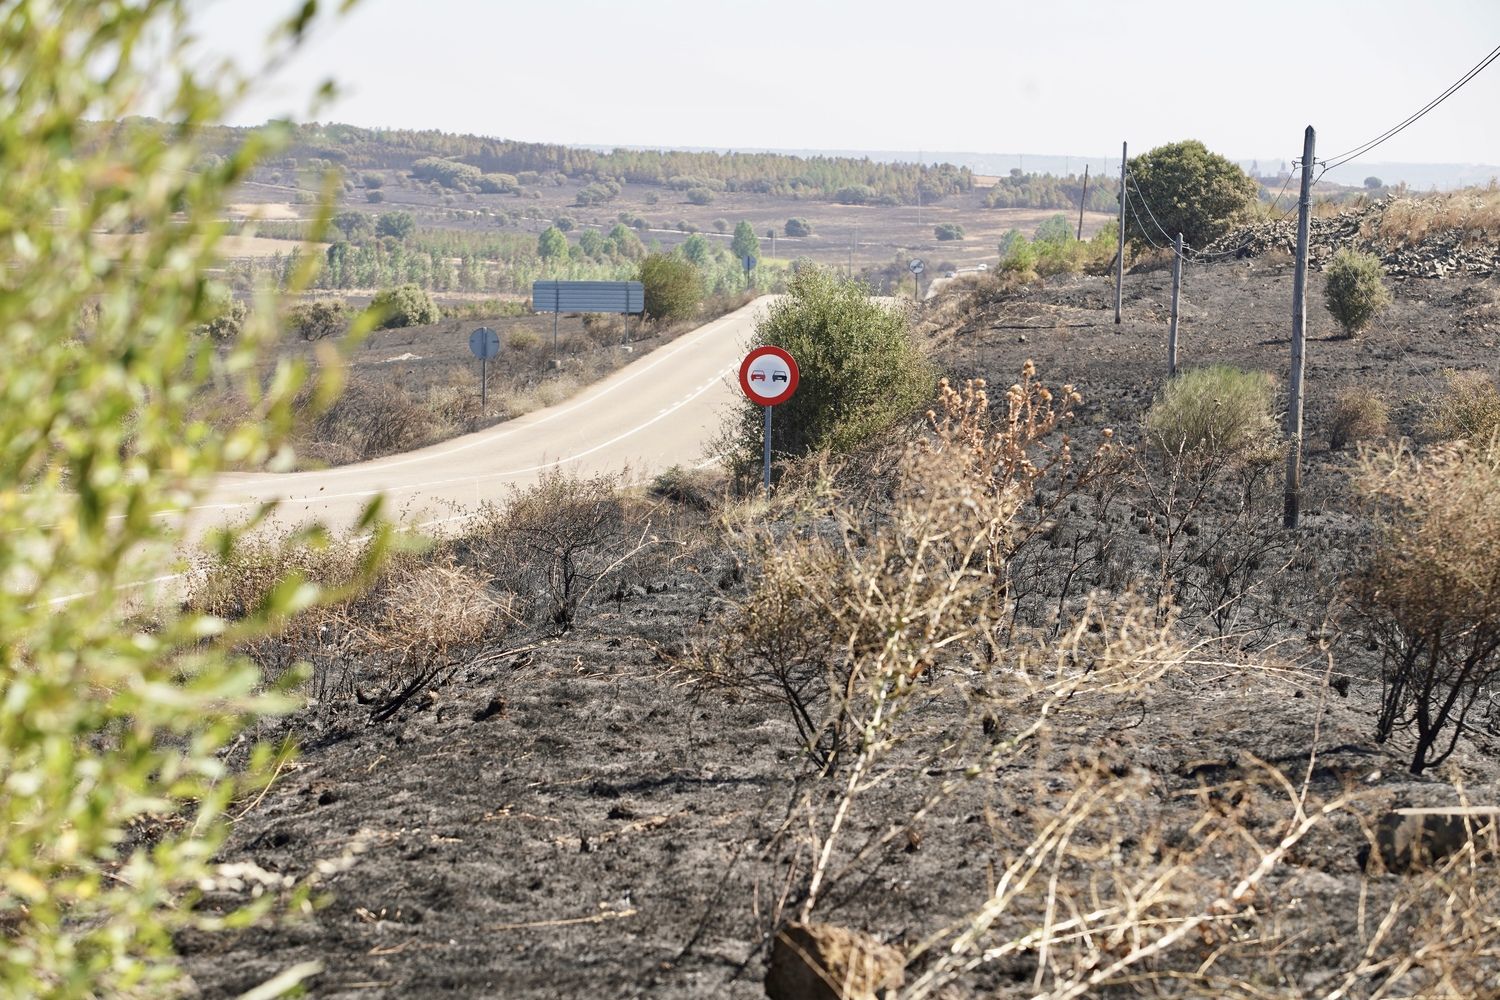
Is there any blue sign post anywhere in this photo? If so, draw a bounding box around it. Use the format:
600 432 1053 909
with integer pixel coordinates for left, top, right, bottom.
469 326 500 410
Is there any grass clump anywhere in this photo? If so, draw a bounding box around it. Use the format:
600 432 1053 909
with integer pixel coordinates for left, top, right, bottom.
1145 365 1277 465
1328 386 1390 450
1323 248 1391 338
1429 368 1500 441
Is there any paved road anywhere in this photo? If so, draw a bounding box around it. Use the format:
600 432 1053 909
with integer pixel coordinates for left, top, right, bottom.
185 296 771 537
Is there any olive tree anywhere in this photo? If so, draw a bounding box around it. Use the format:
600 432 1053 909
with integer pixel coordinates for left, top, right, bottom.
0 3 384 995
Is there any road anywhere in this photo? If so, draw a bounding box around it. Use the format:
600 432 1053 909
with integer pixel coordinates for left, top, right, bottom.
185 296 771 537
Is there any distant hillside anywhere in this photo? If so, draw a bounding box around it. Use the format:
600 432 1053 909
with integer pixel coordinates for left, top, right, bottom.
190 122 974 207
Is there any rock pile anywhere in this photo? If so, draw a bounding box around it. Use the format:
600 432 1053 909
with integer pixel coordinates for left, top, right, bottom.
1203 196 1500 278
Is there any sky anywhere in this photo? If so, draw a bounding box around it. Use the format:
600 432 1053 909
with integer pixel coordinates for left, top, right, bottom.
187 0 1500 170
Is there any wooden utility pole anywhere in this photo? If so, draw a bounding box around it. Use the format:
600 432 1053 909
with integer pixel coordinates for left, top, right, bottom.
1168 233 1182 377
1285 126 1316 530
1077 164 1090 240
1114 142 1127 324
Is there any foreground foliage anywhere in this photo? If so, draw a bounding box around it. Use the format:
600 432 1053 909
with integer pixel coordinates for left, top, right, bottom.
0 2 378 994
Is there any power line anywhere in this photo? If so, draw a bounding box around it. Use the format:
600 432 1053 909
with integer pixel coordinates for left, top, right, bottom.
1322 41 1500 171
1125 171 1247 263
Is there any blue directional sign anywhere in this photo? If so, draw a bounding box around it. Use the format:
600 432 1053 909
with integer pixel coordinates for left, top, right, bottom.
469 327 500 359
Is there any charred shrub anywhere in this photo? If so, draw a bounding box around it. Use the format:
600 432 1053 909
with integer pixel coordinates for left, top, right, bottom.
1353 436 1500 773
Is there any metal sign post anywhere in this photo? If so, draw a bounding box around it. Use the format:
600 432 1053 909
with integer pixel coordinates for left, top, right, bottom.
739 346 801 498
762 406 774 496
468 326 500 410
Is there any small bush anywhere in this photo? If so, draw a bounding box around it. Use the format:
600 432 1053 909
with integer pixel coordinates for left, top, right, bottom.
999 237 1038 279
1323 248 1391 337
508 328 542 351
1328 387 1390 450
712 218 729 233
934 222 965 241
686 186 715 205
288 299 350 341
1145 365 1277 466
1429 368 1500 441
366 189 384 203
553 215 576 232
639 252 702 322
785 217 812 237
372 283 440 329
198 292 248 342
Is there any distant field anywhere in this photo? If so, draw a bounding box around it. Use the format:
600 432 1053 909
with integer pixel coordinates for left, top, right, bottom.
93 232 327 259
227 172 1114 275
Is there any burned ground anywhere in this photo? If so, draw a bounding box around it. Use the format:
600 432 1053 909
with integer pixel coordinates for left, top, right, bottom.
178 254 1500 998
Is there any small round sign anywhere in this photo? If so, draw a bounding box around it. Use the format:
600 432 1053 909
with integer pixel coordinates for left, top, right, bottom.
739 346 799 406
469 327 500 359
908 258 925 275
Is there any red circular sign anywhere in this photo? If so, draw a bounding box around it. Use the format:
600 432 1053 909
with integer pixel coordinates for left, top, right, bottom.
739 346 800 406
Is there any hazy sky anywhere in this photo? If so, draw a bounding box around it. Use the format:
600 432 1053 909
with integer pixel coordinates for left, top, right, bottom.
190 0 1500 167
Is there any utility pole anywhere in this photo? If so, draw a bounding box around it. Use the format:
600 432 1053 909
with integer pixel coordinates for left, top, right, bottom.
849 227 856 277
1285 126 1316 530
1114 141 1127 325
1168 233 1182 377
1077 164 1090 240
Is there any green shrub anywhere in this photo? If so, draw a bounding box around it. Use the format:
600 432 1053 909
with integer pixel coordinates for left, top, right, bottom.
785 217 812 237
197 290 248 342
1000 237 1038 278
686 186 715 205
639 252 702 322
1034 213 1073 246
1145 365 1277 465
375 210 415 239
1328 387 1390 450
0 3 380 994
728 265 935 473
289 299 350 341
373 283 441 328
1323 248 1391 337
934 222 965 241
1430 368 1500 441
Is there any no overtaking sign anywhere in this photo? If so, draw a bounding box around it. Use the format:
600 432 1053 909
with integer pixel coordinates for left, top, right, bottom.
739 345 799 406
739 345 800 496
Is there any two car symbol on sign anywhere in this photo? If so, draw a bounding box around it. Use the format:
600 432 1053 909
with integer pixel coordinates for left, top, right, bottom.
748 370 789 383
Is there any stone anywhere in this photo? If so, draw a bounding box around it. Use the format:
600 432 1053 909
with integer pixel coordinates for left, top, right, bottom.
765 922 904 1000
1371 806 1500 873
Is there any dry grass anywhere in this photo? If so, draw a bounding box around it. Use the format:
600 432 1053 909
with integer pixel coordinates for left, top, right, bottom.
1375 184 1500 247
1328 386 1391 450
1427 368 1500 442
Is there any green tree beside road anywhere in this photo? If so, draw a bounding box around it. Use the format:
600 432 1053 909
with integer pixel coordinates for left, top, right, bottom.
732 220 761 265
1124 140 1258 251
